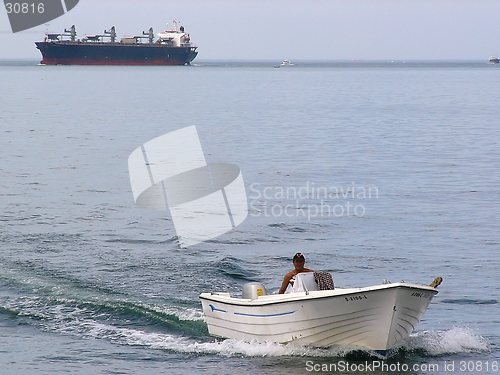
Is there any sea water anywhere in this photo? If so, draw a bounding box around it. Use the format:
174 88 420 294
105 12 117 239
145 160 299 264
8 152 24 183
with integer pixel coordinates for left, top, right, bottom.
0 61 498 374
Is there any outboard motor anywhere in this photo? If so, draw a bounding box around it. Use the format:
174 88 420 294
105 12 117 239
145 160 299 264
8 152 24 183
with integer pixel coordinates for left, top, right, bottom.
242 282 266 299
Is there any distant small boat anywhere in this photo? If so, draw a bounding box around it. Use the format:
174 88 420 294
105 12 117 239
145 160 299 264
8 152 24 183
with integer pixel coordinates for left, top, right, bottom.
489 56 499 64
274 59 294 68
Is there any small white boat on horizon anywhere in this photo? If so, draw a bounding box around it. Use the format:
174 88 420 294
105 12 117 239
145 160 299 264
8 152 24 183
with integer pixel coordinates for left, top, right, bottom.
489 56 499 64
274 59 295 68
200 273 442 352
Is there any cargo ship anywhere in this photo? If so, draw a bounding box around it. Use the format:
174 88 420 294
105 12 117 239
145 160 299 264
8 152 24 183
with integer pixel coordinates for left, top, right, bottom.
35 21 198 65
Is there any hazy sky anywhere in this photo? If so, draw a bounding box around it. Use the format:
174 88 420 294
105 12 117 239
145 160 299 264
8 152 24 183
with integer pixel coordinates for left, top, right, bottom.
1 0 499 60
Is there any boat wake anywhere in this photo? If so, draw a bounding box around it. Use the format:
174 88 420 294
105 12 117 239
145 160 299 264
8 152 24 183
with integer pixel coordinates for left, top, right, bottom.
0 260 490 360
0 288 489 359
64 325 490 359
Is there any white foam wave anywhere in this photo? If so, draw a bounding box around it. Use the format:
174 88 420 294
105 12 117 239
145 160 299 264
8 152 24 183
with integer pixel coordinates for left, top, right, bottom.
69 321 363 357
402 327 489 355
91 325 489 358
150 305 204 321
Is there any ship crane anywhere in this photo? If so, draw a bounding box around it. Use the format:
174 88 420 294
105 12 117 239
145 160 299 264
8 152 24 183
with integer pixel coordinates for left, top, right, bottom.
46 25 76 42
129 27 154 44
83 26 116 43
63 25 76 41
141 27 155 44
104 26 117 43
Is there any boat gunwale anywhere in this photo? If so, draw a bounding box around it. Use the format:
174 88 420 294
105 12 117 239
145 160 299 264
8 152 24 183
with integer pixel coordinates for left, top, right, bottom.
199 283 438 307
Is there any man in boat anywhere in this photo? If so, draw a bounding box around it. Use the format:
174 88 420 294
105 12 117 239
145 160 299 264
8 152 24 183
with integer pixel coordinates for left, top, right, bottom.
278 252 314 294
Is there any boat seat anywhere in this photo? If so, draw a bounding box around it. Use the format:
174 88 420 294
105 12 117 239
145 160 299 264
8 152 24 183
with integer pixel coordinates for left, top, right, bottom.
284 271 335 293
286 272 320 293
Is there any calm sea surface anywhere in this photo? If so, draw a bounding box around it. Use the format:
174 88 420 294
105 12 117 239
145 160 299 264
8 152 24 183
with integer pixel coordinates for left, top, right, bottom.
0 60 499 374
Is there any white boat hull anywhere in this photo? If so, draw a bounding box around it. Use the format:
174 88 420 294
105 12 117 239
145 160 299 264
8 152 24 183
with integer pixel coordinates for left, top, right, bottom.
200 283 438 351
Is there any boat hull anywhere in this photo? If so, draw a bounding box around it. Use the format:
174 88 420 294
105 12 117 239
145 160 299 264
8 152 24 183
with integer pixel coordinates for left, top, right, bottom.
35 42 198 66
200 283 437 351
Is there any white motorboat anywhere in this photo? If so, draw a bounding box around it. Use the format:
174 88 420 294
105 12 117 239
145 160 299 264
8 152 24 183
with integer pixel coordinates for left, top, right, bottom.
199 273 442 352
489 56 500 64
274 59 294 68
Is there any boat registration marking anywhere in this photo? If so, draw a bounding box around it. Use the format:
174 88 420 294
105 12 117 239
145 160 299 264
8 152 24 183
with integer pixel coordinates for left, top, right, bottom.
411 291 431 298
345 294 368 302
